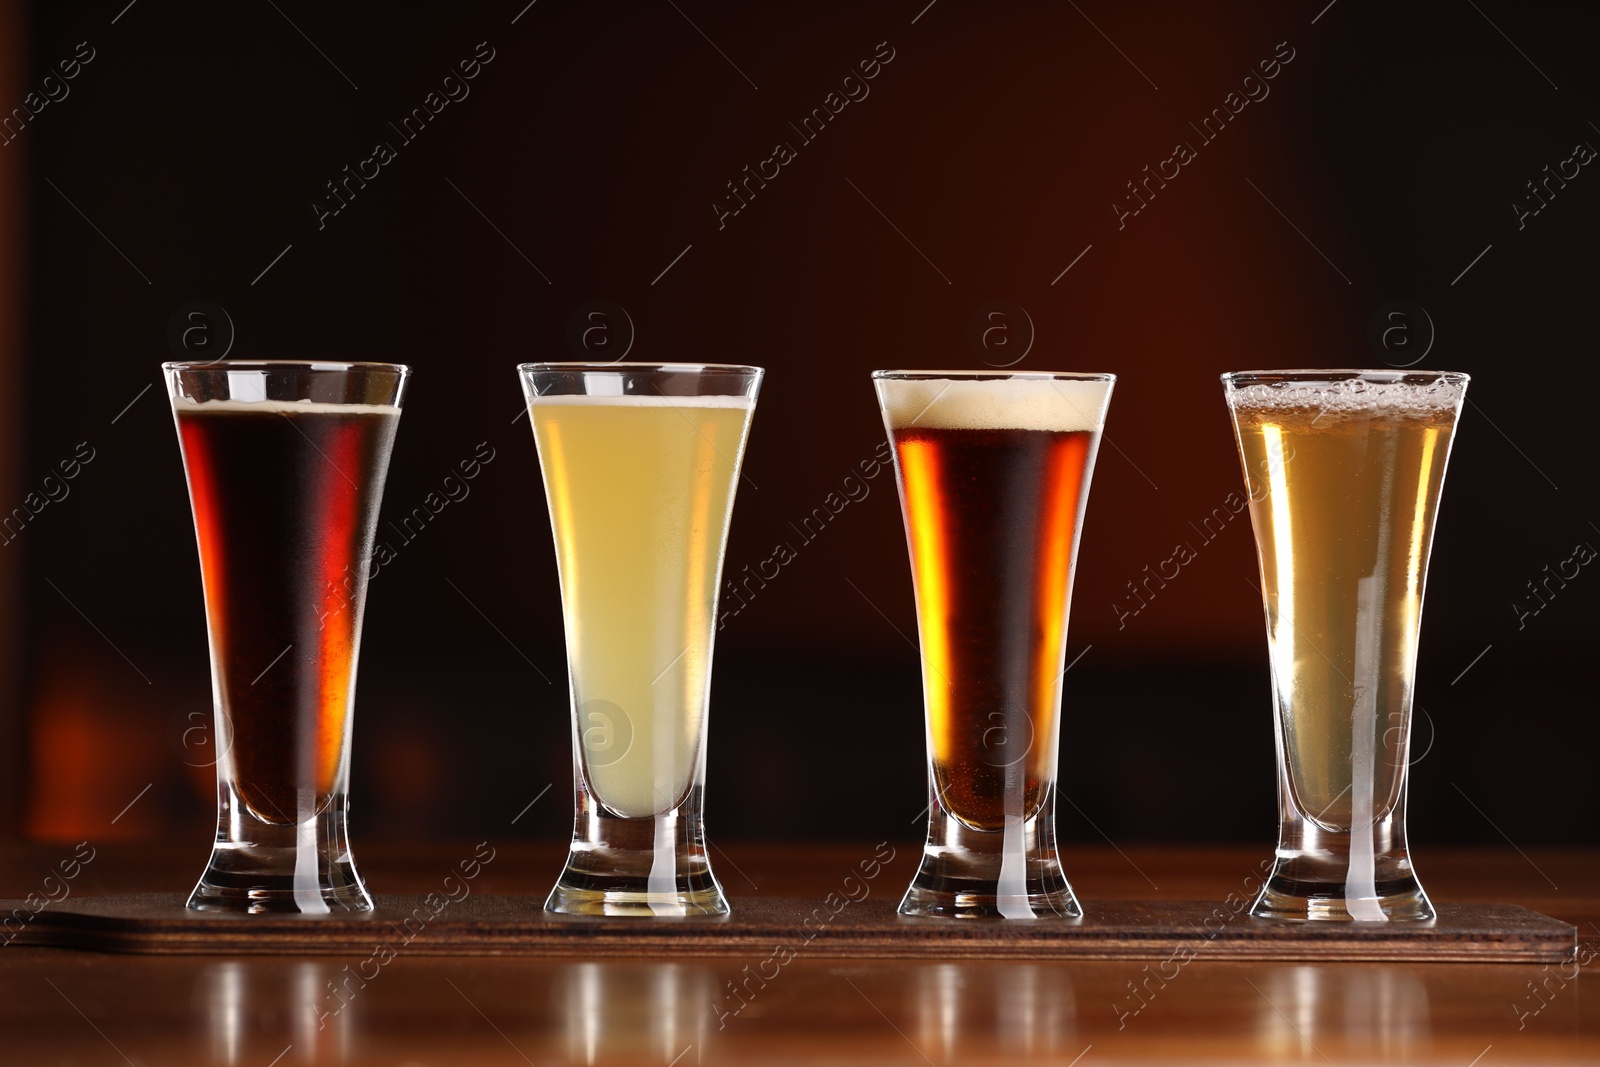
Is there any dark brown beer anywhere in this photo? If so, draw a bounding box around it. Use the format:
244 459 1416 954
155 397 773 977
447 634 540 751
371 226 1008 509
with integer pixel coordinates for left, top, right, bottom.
175 401 399 825
892 425 1095 831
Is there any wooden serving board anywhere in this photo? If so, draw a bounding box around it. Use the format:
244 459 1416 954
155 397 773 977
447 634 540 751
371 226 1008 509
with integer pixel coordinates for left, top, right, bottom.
0 894 1574 962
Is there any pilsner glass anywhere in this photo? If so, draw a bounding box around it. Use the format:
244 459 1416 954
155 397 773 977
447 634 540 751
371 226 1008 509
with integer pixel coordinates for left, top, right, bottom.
875 370 1114 919
1222 369 1468 921
166 360 409 913
521 362 761 917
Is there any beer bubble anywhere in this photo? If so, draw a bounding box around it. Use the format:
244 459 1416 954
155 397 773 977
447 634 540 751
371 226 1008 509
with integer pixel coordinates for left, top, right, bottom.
967 301 1034 368
566 300 634 363
578 698 634 768
166 300 235 365
1225 374 1464 422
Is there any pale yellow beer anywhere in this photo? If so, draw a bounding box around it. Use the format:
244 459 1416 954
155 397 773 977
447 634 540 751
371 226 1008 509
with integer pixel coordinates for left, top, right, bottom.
1229 379 1462 832
530 394 754 819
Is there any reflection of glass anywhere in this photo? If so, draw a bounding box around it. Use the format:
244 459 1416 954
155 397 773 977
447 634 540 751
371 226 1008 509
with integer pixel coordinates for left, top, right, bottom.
522 362 761 916
167 361 408 913
564 962 714 1064
201 960 354 1065
1256 965 1431 1058
1223 370 1467 921
205 961 246 1066
875 370 1114 919
916 963 1076 1060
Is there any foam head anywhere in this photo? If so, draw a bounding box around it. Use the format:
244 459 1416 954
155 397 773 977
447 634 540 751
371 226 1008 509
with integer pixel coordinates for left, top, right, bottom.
875 375 1113 433
1224 374 1466 425
524 393 754 410
171 397 402 415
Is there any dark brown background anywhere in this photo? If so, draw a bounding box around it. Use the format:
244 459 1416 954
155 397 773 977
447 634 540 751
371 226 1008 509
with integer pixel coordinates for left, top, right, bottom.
5 0 1595 850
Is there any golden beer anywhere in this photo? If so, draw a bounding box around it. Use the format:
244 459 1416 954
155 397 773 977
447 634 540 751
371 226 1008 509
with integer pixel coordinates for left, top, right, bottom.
530 394 753 819
1225 370 1467 921
522 363 761 917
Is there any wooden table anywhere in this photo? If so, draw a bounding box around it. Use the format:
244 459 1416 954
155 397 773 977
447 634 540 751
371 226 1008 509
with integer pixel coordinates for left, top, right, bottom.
0 841 1594 1064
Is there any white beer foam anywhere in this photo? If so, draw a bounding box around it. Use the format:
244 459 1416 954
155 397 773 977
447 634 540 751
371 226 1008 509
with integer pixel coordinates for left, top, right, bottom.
876 376 1112 432
171 398 402 415
526 393 754 409
1226 375 1466 421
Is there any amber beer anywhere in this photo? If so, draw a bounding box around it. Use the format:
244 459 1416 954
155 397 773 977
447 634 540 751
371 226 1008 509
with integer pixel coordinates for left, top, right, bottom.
167 360 408 913
1224 370 1467 921
893 423 1094 829
876 371 1113 919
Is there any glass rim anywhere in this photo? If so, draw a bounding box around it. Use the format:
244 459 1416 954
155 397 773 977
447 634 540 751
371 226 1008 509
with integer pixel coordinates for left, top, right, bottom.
872 369 1115 381
162 359 410 374
518 361 762 375
1221 368 1468 385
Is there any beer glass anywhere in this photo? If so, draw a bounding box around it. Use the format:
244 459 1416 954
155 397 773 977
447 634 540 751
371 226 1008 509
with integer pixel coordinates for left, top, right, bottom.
874 370 1114 919
166 360 409 913
1222 369 1468 921
521 363 761 916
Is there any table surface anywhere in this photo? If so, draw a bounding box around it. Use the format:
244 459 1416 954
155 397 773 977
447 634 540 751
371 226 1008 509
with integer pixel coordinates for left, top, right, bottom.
0 840 1595 1065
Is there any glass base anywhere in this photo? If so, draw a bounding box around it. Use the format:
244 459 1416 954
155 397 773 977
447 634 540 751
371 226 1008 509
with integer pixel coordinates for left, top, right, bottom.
546 788 728 918
899 796 1081 920
188 789 371 914
898 881 1081 920
545 879 728 918
1250 872 1433 922
1249 816 1434 922
187 848 372 914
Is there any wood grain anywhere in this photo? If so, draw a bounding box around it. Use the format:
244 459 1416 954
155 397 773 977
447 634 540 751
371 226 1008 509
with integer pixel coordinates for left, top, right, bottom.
2 892 1574 962
4 846 1596 1064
